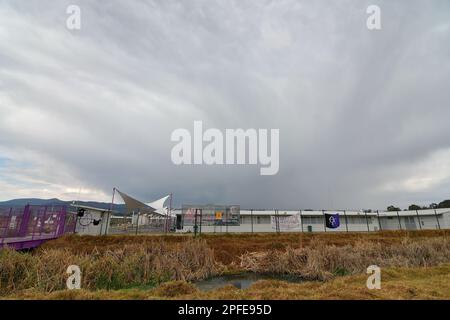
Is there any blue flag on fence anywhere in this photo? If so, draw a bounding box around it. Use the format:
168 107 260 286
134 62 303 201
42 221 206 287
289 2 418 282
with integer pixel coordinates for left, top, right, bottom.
325 213 340 229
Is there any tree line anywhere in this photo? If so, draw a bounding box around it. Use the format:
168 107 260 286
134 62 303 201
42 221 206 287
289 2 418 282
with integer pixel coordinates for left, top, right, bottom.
387 199 450 212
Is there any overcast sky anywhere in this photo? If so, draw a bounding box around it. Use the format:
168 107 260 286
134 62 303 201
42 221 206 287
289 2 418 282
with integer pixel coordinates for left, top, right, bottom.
1 0 450 210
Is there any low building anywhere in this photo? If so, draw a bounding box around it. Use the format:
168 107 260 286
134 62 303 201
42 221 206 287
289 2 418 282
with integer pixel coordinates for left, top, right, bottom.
70 205 112 236
174 208 450 233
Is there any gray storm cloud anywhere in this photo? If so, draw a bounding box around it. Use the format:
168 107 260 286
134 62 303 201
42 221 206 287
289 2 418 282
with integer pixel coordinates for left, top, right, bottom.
0 0 450 209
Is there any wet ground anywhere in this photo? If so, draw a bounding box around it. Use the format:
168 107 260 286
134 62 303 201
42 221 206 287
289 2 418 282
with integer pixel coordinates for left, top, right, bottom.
194 273 302 291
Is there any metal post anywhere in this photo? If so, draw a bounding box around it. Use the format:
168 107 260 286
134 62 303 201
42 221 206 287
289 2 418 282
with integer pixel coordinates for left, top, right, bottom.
300 210 304 233
343 210 349 232
98 211 104 236
106 187 116 236
168 193 173 233
270 209 277 233
251 209 254 233
323 210 327 232
416 210 422 230
226 207 229 234
364 211 370 232
376 210 382 231
194 209 198 237
135 211 140 235
180 208 184 231
276 210 280 233
396 210 402 230
272 210 275 233
434 209 441 230
199 209 203 235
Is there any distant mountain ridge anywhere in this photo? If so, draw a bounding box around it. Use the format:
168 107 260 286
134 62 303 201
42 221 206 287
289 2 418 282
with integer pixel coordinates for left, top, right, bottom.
0 198 127 214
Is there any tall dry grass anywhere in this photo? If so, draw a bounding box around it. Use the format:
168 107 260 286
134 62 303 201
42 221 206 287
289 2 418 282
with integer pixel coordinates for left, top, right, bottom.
2 232 449 297
5 264 450 300
42 230 450 264
239 238 450 280
0 239 220 295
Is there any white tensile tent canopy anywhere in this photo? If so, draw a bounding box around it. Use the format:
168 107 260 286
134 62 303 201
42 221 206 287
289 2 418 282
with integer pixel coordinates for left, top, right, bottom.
116 189 171 217
146 195 171 216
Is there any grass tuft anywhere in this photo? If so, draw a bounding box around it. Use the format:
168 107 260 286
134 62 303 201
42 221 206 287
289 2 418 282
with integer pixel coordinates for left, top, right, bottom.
0 239 220 295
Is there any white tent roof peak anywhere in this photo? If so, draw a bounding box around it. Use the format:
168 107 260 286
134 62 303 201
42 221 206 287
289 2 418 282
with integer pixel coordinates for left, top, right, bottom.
116 189 171 217
145 195 170 211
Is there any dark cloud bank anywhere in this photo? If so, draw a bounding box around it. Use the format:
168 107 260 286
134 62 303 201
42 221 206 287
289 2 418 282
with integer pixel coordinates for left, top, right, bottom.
0 0 449 209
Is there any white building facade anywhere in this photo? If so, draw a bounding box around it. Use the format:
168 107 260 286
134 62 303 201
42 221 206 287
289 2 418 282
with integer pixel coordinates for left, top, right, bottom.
175 208 450 233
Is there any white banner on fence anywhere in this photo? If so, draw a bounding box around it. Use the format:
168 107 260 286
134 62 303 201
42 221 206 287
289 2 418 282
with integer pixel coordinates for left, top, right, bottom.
271 213 302 231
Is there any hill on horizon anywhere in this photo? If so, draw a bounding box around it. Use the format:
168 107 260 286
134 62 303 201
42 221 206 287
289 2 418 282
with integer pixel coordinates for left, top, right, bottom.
0 198 127 214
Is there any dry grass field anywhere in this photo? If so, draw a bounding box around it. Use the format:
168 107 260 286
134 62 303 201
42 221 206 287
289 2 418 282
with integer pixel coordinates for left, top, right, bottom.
6 264 450 300
1 230 449 299
40 229 450 264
